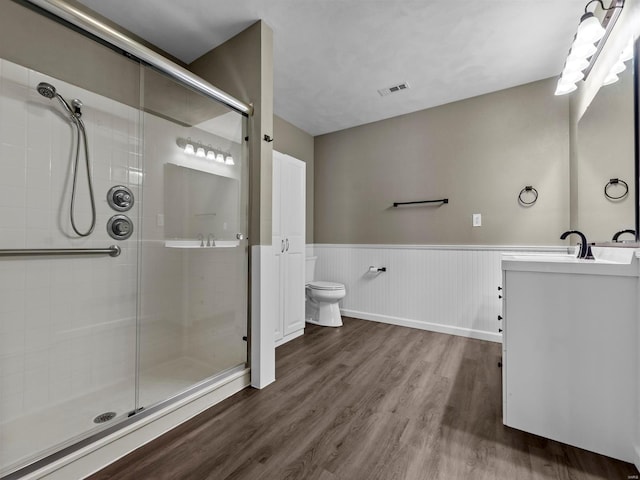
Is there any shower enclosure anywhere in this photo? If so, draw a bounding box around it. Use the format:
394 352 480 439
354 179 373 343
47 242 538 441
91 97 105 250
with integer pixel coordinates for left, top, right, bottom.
0 2 250 477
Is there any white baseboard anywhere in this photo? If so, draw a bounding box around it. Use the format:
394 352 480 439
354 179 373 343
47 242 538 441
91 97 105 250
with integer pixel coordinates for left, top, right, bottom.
342 309 503 343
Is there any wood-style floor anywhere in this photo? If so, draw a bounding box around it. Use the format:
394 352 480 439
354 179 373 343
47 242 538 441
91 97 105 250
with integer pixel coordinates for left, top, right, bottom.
90 317 639 480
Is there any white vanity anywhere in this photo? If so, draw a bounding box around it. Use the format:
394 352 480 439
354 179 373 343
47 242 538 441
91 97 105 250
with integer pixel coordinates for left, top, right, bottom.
501 248 639 463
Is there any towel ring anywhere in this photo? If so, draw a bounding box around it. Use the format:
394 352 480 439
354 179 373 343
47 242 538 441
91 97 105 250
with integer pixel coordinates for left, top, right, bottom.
518 186 538 206
604 178 628 200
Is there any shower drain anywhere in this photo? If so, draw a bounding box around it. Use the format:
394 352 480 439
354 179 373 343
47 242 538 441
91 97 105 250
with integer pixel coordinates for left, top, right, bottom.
93 411 117 424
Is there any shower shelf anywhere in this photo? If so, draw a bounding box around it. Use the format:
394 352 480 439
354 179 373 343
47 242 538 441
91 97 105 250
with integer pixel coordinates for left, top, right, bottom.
164 240 239 249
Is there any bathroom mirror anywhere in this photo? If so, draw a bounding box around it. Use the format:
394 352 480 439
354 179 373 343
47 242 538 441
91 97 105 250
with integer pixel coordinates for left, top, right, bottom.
164 164 240 241
575 39 637 243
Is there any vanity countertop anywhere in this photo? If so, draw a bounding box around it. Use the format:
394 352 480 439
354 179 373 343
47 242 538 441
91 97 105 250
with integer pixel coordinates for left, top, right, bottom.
501 247 639 276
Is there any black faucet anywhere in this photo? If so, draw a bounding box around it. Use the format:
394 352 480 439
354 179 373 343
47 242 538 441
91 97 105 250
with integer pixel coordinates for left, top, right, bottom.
560 230 593 259
612 229 636 242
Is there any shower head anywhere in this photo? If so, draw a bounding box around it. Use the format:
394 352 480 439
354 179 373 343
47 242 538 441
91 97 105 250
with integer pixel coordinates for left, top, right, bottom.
36 82 74 118
37 82 57 99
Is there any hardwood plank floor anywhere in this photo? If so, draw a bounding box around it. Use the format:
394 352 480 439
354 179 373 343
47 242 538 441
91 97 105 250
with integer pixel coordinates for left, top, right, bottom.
89 318 639 480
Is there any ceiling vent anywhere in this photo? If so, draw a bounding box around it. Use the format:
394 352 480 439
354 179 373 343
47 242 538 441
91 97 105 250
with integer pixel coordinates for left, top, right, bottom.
378 82 410 97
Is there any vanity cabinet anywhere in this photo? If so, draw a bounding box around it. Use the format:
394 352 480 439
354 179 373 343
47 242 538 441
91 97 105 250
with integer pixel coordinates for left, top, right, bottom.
272 151 306 346
501 255 638 462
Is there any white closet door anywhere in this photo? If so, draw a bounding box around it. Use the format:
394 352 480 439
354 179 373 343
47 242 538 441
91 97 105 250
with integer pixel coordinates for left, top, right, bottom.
282 155 306 335
272 152 285 342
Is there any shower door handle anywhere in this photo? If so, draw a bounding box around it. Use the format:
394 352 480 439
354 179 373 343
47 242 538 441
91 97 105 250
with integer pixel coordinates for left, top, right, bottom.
286 238 289 251
281 239 285 253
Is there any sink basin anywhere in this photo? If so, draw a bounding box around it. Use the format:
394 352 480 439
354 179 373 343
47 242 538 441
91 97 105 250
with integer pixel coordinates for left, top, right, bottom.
590 246 636 264
502 248 638 276
503 247 637 265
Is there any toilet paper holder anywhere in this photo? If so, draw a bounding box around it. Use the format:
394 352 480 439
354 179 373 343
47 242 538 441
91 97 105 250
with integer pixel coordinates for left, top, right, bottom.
368 266 387 273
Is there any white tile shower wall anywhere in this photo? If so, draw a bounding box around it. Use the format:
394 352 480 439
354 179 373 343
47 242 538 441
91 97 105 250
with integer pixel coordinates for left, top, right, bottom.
0 59 141 423
313 244 568 342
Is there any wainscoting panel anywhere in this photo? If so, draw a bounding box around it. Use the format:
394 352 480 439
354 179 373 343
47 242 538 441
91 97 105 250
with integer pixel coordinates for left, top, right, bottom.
312 245 568 342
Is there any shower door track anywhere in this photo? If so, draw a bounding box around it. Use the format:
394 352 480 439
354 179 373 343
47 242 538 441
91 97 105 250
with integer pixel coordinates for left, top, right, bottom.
19 0 253 117
1 364 249 480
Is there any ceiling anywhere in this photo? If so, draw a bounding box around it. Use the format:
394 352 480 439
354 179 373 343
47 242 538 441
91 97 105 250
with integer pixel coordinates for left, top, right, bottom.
76 0 587 136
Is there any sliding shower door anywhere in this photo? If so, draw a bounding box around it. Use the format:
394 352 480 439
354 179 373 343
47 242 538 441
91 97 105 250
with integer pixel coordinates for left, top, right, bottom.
136 67 249 409
0 48 142 475
0 3 249 476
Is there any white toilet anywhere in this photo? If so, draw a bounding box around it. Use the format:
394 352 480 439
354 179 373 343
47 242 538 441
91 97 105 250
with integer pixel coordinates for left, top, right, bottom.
305 256 346 327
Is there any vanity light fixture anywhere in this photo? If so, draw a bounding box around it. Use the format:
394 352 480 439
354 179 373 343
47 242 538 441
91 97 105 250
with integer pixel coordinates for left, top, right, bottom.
602 36 634 86
183 138 195 155
555 0 624 96
176 137 234 164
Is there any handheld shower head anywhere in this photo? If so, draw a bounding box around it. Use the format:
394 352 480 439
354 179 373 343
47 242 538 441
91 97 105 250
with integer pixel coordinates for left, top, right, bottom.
36 82 74 118
37 82 56 99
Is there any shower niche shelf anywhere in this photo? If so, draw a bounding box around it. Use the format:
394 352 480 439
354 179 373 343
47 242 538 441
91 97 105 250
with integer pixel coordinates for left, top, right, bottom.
164 240 239 249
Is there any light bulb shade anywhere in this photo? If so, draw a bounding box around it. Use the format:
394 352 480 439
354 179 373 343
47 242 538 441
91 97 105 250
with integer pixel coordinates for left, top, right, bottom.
560 69 584 84
215 153 225 163
184 143 195 155
563 57 589 74
568 42 597 61
555 79 577 96
196 147 206 157
603 72 619 86
575 13 605 45
621 38 634 62
207 150 216 160
610 60 626 75
225 155 235 165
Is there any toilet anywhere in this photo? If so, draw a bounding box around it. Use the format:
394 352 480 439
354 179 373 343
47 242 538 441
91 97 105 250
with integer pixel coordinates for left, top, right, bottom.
305 256 346 327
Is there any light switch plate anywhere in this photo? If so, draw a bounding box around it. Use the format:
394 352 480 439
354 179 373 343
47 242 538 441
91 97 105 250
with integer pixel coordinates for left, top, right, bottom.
472 213 482 227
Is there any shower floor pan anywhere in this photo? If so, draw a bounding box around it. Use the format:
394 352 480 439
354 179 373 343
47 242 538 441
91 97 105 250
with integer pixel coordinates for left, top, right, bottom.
0 356 226 476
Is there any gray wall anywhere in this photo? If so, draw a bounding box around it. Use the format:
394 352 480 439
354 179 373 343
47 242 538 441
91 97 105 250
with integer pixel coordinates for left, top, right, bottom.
273 115 314 243
314 78 570 245
190 21 274 246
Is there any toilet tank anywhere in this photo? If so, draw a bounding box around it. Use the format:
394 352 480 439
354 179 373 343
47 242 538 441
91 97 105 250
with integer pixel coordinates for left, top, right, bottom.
305 256 317 283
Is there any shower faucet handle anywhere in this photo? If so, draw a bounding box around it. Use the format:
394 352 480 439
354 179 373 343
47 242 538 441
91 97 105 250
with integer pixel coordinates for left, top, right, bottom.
107 186 134 212
107 215 134 240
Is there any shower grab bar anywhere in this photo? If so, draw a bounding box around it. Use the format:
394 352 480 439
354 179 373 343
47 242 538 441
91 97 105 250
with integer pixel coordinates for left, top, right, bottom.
23 0 252 117
0 245 121 257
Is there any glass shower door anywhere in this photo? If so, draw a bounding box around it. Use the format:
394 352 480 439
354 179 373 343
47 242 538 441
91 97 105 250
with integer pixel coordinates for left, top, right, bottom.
136 67 249 409
0 55 141 475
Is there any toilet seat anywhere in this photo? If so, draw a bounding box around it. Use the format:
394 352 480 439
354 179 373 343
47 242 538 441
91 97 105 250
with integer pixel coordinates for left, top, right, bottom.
306 281 344 291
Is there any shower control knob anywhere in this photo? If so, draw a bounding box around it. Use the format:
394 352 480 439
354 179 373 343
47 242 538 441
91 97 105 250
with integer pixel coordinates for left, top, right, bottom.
114 221 130 235
116 192 131 203
107 186 134 212
107 215 134 240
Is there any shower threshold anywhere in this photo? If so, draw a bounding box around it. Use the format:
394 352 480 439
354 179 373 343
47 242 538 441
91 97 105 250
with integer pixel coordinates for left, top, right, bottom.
0 357 247 479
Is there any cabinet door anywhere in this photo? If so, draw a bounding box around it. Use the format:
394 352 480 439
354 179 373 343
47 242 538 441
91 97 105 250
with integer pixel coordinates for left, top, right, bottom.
283 251 305 335
282 155 306 335
272 153 285 341
272 152 306 340
282 155 306 240
273 242 284 342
